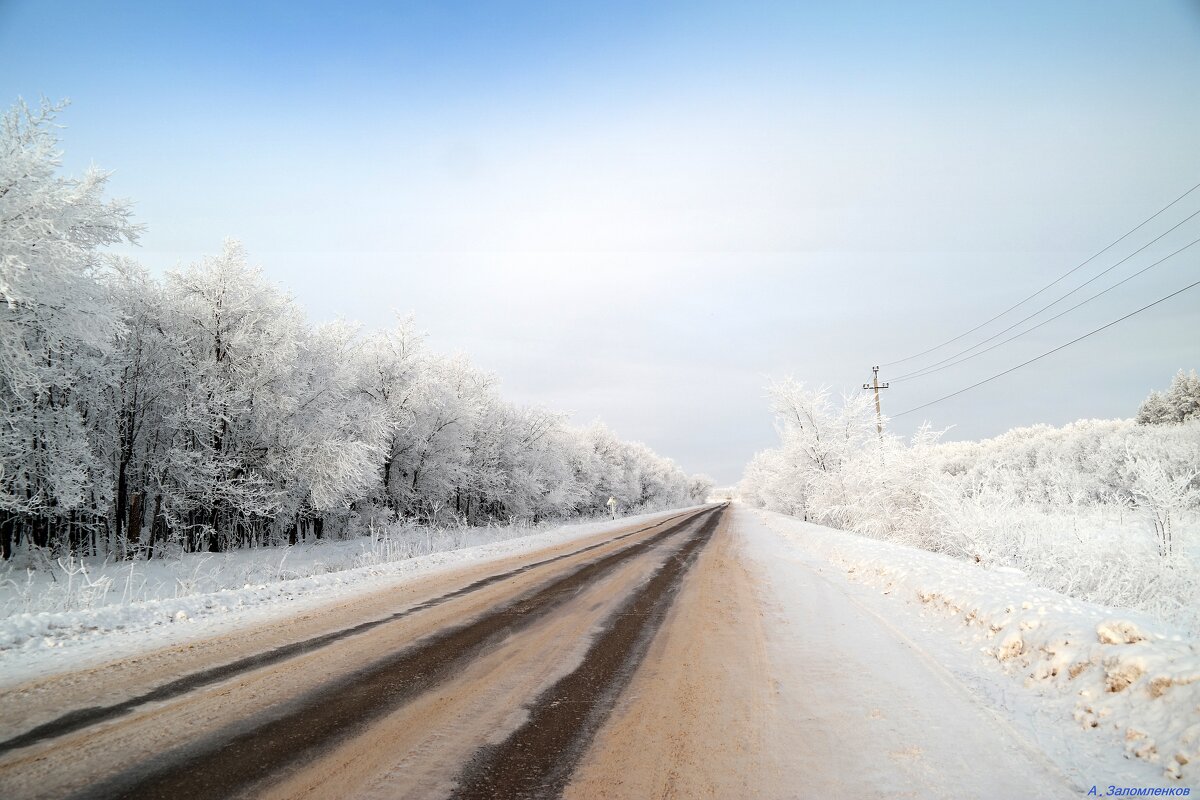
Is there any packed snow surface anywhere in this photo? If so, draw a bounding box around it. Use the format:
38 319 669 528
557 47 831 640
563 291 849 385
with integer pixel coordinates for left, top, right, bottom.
751 507 1200 788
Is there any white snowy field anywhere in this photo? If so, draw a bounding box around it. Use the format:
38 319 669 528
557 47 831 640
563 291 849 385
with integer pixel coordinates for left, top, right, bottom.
749 505 1200 788
0 507 701 688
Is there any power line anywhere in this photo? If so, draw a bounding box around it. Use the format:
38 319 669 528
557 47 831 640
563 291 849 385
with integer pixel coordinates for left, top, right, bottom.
890 205 1200 381
880 179 1200 368
890 278 1200 420
892 235 1200 384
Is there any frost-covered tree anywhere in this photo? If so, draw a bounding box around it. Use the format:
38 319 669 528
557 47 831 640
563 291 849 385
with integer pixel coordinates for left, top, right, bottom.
103 258 177 554
0 98 705 560
270 319 384 544
392 352 492 520
152 241 312 550
1137 369 1200 425
753 379 877 529
1137 390 1174 426
0 99 140 557
354 318 425 517
688 474 715 504
1127 432 1200 557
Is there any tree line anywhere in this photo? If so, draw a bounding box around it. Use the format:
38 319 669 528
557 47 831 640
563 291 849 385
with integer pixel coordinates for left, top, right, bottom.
739 375 1200 629
0 99 713 560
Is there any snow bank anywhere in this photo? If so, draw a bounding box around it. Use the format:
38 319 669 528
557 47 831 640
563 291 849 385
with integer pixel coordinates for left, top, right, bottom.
754 508 1200 785
0 507 700 687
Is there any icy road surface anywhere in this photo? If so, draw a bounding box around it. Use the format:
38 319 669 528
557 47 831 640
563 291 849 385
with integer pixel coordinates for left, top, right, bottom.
0 504 1076 799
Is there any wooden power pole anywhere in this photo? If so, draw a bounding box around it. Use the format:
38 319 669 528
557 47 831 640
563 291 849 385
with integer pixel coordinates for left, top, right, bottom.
863 366 889 435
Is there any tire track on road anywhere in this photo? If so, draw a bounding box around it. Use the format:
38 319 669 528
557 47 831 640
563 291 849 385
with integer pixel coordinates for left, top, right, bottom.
450 506 725 799
0 508 703 758
69 507 720 800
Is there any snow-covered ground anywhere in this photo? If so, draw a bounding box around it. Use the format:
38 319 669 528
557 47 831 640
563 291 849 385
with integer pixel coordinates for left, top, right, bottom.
7 502 1196 791
1 521 577 618
0 507 699 689
749 505 1200 789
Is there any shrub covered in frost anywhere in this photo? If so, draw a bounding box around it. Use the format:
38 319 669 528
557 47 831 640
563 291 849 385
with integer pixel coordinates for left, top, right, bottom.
740 378 1200 632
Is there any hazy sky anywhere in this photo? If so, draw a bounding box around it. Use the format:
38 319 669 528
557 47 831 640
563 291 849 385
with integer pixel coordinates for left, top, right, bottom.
2 1 1199 484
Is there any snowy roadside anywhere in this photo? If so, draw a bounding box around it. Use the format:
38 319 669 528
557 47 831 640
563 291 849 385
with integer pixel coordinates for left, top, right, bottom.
750 506 1200 788
0 506 702 689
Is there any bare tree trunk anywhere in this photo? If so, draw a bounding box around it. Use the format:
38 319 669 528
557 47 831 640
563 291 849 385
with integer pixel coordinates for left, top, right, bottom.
209 508 221 552
115 459 128 545
127 491 144 555
382 444 398 513
148 494 164 559
32 515 49 550
0 511 14 560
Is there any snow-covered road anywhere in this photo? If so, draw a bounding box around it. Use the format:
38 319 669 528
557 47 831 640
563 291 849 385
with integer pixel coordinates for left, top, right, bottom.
0 503 1174 798
738 506 1076 798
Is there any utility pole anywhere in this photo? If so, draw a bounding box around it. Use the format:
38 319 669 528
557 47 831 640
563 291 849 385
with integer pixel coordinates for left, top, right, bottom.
863 366 889 435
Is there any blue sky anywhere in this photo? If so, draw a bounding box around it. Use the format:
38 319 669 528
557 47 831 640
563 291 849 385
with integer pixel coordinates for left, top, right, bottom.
2 1 1199 483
